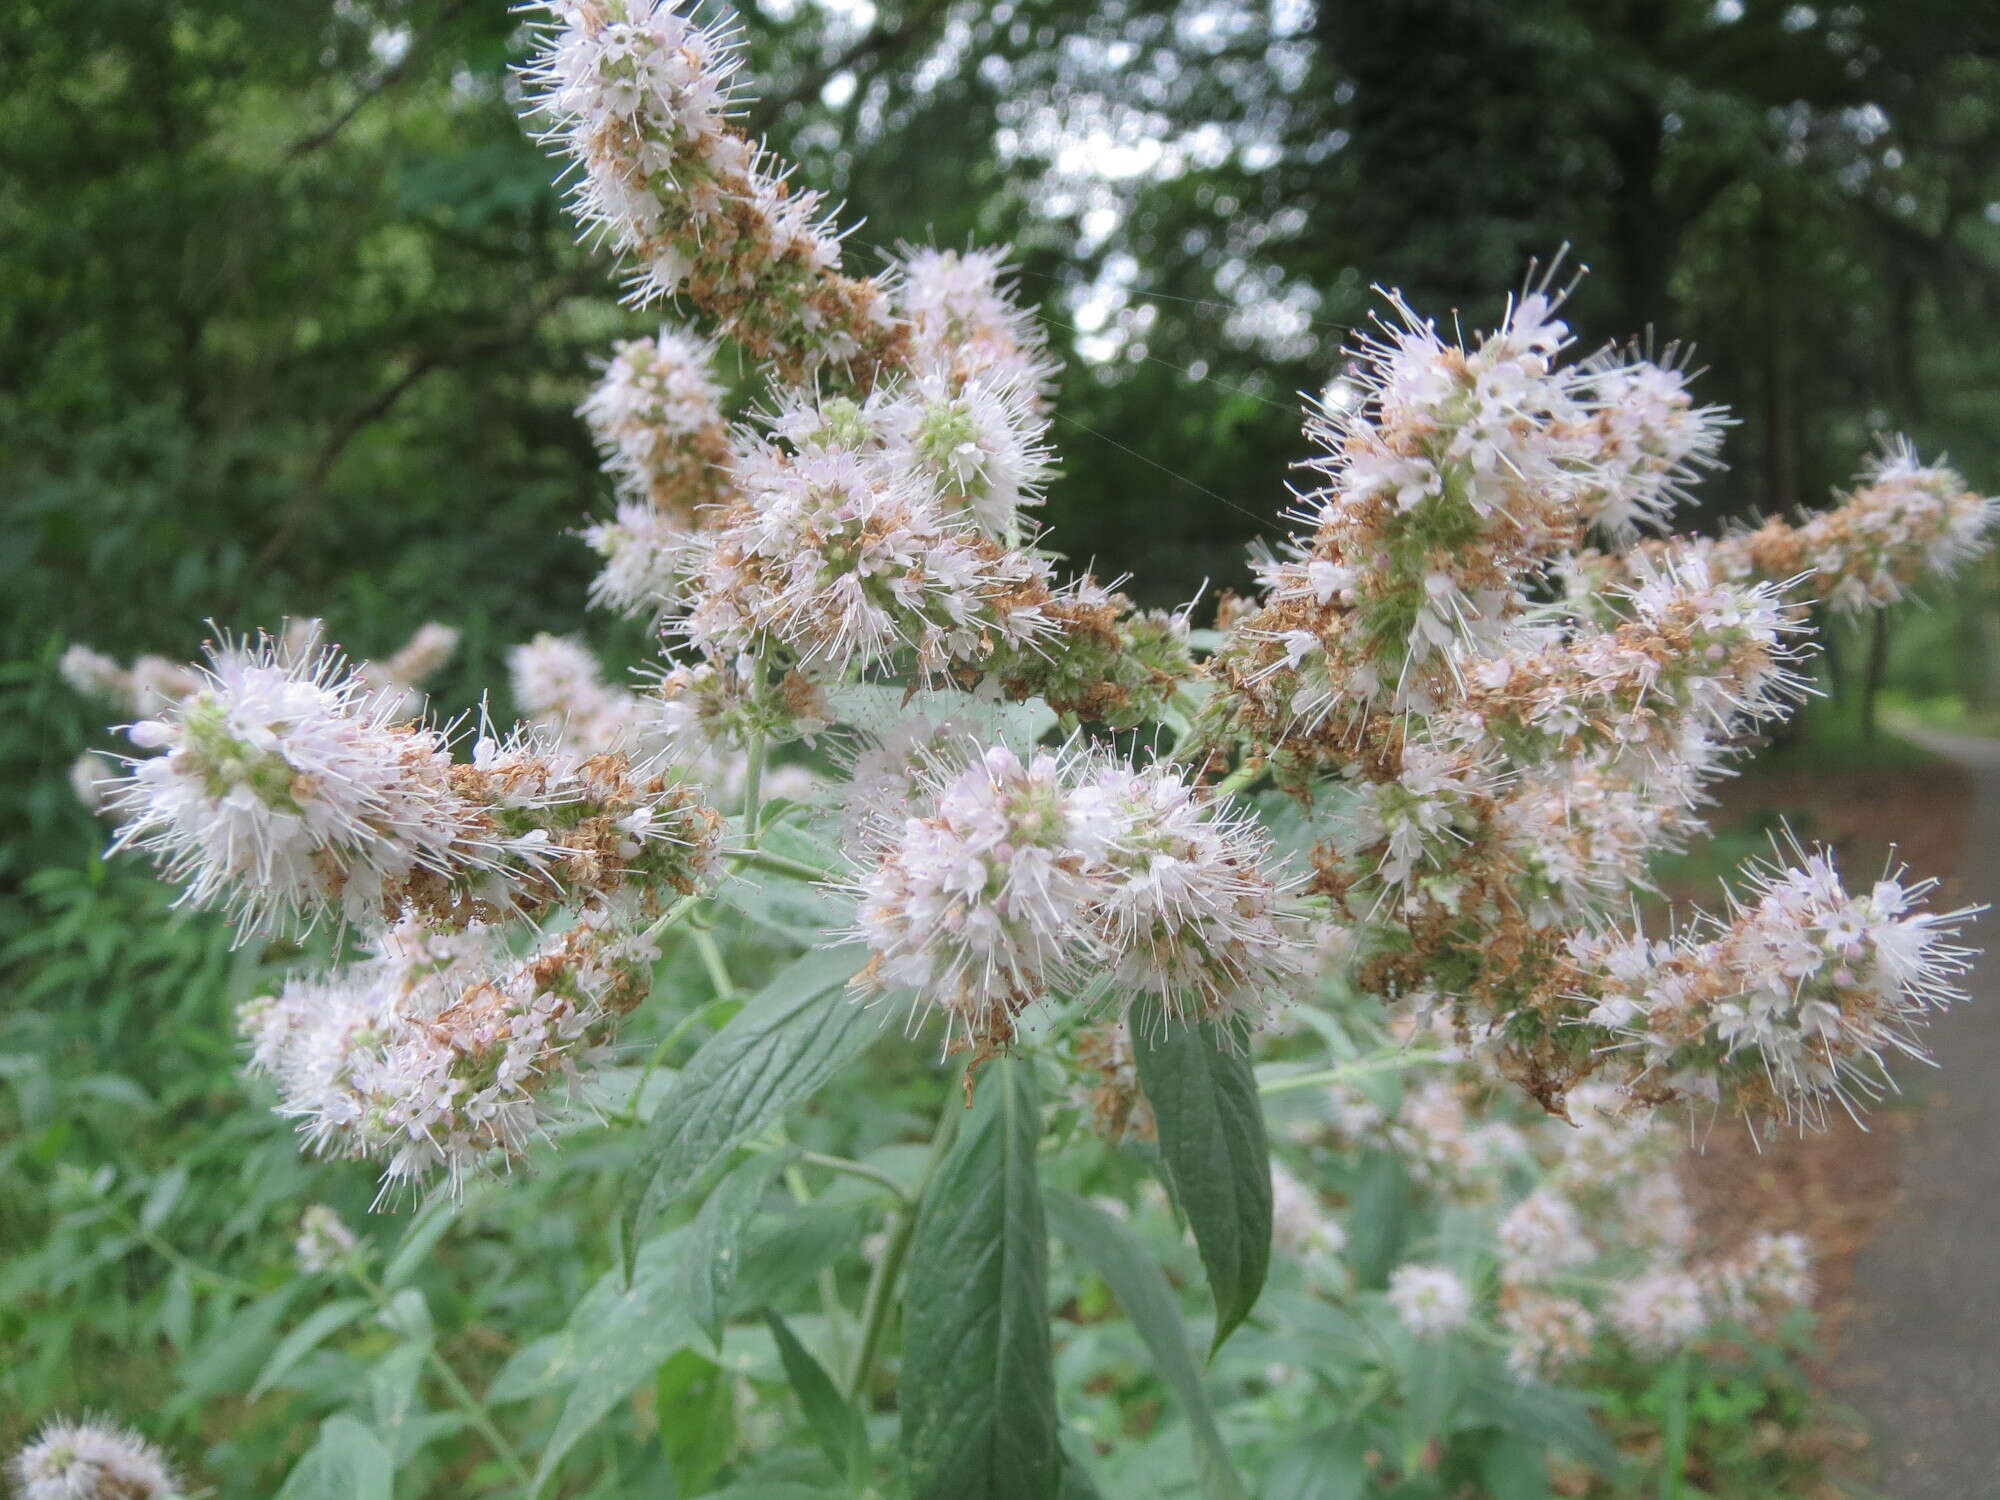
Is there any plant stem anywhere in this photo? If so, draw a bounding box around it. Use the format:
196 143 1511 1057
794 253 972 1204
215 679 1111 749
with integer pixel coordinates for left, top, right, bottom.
793 1150 913 1206
640 891 704 945
845 1099 960 1399
691 926 736 1000
1257 1047 1446 1097
742 731 767 846
725 847 835 883
1213 757 1265 797
353 1269 537 1495
104 1201 263 1298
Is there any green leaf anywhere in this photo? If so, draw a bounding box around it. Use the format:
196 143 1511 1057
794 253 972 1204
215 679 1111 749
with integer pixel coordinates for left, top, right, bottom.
715 817 849 943
1478 1433 1552 1500
624 945 873 1247
1263 1425 1370 1500
1343 1151 1409 1287
1131 1014 1272 1351
700 1486 843 1499
381 1191 466 1291
900 1058 1060 1500
250 1297 372 1399
511 1230 696 1491
274 1415 394 1500
1044 1189 1246 1500
763 1309 869 1483
690 1150 795 1350
168 1287 301 1417
657 1348 737 1491
1464 1362 1622 1474
729 1201 872 1319
138 1165 188 1231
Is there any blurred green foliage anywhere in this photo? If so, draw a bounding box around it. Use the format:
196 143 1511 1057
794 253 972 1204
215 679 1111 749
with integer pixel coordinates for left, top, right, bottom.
4 0 1995 1490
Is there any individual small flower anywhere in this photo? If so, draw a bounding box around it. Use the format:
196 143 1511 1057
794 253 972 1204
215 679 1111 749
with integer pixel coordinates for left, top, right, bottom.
59 645 133 704
241 916 656 1193
579 325 736 527
1500 1291 1596 1380
69 752 121 814
7 1416 180 1500
294 1204 363 1274
378 622 462 688
1608 1267 1707 1356
1496 1188 1593 1284
1387 1263 1472 1338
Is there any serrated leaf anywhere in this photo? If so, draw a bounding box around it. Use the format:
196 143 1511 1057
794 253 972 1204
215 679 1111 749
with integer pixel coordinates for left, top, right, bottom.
690 1150 794 1349
900 1058 1059 1500
764 1309 869 1483
274 1415 393 1500
623 945 872 1250
1131 1015 1272 1352
1044 1189 1246 1500
250 1297 371 1399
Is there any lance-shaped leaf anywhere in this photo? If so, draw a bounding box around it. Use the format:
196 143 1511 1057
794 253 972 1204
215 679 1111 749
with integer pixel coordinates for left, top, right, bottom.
623 944 872 1245
764 1308 870 1483
1045 1189 1247 1500
900 1059 1060 1500
689 1149 795 1349
1132 1014 1272 1352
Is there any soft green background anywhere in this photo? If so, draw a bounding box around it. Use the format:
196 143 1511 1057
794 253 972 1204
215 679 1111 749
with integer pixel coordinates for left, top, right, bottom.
3 0 1996 1484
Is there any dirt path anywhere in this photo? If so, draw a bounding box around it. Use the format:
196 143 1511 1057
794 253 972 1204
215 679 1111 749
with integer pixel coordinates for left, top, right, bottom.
1829 726 2000 1499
